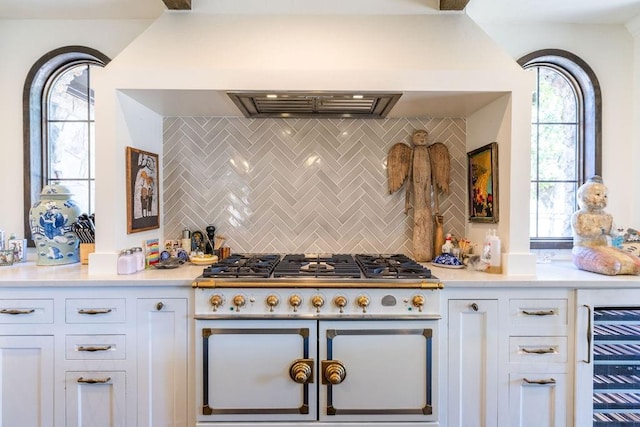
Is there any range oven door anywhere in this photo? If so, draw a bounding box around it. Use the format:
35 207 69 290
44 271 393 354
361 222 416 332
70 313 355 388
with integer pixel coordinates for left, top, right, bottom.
196 319 318 423
196 318 438 424
318 320 438 423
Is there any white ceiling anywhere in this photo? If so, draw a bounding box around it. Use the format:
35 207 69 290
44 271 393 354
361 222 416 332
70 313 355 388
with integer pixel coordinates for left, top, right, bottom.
1 0 639 24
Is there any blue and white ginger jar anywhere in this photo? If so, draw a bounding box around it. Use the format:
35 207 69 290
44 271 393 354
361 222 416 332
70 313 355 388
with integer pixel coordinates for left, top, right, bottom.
29 184 81 265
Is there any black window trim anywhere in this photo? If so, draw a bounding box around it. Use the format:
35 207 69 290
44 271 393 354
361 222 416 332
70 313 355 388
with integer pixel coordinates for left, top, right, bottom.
518 49 602 250
22 46 110 245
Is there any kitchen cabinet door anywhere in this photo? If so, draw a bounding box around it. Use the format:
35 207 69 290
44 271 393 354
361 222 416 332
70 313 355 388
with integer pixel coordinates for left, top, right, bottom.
448 299 499 427
65 371 126 427
136 298 188 427
0 335 54 427
508 373 567 427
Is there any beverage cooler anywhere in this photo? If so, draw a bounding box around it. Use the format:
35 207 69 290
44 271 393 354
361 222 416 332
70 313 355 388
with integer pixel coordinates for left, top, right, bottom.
577 290 640 426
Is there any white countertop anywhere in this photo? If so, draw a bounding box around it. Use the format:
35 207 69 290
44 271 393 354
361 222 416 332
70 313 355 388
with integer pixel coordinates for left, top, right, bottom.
1 250 639 288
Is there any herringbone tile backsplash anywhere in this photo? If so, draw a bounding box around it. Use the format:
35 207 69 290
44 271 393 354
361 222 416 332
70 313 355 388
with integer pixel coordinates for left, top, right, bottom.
163 117 466 257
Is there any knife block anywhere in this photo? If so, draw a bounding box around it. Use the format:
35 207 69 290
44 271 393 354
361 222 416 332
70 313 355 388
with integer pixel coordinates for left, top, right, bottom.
80 243 95 265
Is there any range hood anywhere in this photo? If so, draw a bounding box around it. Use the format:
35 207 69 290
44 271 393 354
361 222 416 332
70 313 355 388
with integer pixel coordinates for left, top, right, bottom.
227 91 402 118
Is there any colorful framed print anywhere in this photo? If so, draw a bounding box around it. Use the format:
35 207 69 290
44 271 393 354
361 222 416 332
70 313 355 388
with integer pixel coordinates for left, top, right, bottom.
468 142 498 223
126 147 160 233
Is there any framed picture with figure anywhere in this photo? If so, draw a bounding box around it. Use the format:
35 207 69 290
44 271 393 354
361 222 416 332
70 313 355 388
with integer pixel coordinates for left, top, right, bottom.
126 147 160 233
467 142 498 223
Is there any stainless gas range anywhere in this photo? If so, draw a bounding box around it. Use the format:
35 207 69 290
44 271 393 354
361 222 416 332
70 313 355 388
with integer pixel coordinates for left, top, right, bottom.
192 253 443 427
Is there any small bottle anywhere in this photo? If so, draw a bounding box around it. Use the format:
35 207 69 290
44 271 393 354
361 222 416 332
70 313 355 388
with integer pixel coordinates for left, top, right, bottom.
117 249 137 275
442 234 454 254
486 229 502 273
132 247 145 271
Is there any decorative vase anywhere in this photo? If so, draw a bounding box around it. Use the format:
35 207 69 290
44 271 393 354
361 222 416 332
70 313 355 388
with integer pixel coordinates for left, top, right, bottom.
29 183 81 266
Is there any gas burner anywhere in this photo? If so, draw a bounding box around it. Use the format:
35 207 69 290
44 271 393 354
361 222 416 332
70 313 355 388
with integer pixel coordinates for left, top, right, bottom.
355 254 432 279
273 254 362 278
202 254 281 278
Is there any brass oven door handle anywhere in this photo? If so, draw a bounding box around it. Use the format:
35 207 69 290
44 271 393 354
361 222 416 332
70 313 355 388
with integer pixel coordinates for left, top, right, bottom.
77 308 112 315
289 359 314 384
0 308 35 315
77 377 111 384
321 360 346 385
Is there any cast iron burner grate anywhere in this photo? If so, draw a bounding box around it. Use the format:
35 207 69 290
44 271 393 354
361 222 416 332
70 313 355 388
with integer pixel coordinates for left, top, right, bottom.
202 254 281 278
273 254 362 278
355 254 432 279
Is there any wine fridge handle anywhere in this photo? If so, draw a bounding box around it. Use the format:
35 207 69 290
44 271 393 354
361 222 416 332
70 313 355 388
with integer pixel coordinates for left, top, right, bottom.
583 304 592 364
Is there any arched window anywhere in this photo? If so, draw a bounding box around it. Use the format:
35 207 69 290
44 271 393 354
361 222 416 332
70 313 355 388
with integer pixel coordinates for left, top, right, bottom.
23 46 110 241
518 49 602 249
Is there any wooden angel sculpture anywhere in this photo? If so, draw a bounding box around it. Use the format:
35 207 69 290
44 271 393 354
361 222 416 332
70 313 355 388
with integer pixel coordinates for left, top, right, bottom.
387 130 450 261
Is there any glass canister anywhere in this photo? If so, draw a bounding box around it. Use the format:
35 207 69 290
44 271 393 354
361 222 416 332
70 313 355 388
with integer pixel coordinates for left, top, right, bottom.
29 183 81 265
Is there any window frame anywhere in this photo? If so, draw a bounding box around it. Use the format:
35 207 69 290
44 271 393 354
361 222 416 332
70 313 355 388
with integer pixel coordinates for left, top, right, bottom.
22 46 110 244
518 49 602 250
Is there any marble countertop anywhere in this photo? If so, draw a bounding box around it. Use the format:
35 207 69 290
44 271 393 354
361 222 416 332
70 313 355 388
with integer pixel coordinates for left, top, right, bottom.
1 251 639 288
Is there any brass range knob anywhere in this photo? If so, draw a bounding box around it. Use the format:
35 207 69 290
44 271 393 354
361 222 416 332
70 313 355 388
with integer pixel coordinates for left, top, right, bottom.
210 294 223 312
412 295 425 312
289 294 302 312
357 295 370 313
321 360 346 385
311 295 325 313
232 295 245 312
266 294 279 312
334 295 348 313
289 359 314 384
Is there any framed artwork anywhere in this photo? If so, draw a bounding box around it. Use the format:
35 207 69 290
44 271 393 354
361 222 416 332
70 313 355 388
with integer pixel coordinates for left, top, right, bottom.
126 147 160 233
467 142 499 223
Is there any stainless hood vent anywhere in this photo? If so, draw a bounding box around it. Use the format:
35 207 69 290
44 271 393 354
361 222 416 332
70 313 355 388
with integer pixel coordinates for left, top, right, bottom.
227 91 402 119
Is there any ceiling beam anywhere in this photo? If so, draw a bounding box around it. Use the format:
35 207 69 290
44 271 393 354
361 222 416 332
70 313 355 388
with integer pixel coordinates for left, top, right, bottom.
440 0 470 11
162 0 191 10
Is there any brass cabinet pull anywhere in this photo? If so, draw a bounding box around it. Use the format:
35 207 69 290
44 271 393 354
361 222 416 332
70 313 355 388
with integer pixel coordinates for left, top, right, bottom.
523 378 556 385
77 345 112 352
522 347 556 355
77 377 111 384
77 308 112 315
583 304 592 364
156 302 164 311
522 309 556 316
0 308 35 315
289 359 314 384
470 303 479 312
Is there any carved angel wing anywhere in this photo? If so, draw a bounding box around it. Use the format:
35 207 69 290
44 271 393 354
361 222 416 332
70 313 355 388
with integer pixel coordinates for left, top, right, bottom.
428 142 450 193
387 142 413 194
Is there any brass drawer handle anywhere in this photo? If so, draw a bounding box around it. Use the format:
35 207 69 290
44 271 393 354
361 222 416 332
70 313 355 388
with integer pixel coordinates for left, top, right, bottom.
523 378 556 385
522 309 556 316
77 345 113 352
77 377 111 384
522 347 556 355
77 308 112 315
0 308 35 315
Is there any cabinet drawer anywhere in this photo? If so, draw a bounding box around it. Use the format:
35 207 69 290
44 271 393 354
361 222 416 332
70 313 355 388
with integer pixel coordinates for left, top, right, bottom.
65 335 126 360
0 299 53 324
509 336 568 364
509 299 568 333
66 299 126 323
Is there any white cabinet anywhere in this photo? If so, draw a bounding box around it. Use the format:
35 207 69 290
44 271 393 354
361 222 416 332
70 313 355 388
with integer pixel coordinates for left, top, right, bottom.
446 289 574 427
447 299 499 427
65 371 127 427
0 335 55 426
0 286 190 427
508 372 567 427
136 298 188 427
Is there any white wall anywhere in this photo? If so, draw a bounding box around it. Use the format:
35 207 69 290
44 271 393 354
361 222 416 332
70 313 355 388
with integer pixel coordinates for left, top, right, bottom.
0 19 154 239
471 20 637 228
